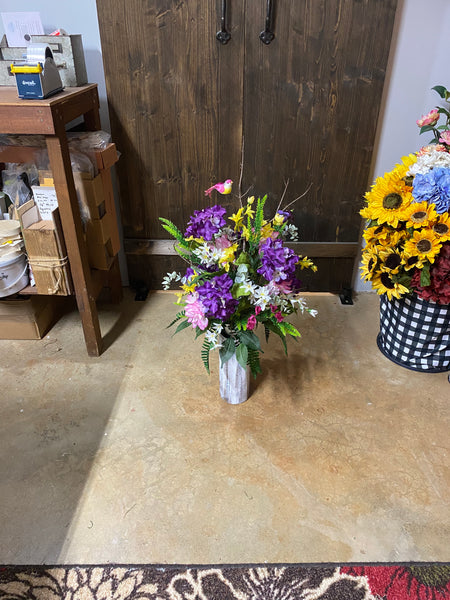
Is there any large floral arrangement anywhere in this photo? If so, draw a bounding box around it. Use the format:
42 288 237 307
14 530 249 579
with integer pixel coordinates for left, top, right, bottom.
360 85 450 304
160 183 317 377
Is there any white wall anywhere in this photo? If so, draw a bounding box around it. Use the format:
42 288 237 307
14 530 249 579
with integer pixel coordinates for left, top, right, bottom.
2 1 450 291
354 0 450 291
0 1 109 129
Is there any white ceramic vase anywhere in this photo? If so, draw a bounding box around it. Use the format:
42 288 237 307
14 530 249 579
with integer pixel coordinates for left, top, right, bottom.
219 352 250 404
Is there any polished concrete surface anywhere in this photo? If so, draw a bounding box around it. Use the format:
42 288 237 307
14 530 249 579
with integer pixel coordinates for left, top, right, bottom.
0 291 448 565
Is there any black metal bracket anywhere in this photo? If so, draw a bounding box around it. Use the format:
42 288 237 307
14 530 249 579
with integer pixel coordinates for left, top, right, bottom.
217 0 231 44
260 0 275 44
339 287 354 305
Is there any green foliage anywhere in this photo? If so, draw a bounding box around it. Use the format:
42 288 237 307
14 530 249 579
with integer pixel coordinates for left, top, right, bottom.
247 348 262 378
201 339 213 374
174 320 191 335
235 342 249 369
420 263 431 287
159 217 185 243
167 311 186 329
237 330 262 351
219 337 235 365
278 321 301 338
432 85 449 100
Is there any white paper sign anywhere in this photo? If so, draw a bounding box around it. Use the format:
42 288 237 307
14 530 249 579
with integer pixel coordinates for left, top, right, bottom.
1 12 44 47
32 186 58 220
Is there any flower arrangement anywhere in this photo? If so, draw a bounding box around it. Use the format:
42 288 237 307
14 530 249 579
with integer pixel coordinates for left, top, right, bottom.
360 85 450 304
160 183 317 377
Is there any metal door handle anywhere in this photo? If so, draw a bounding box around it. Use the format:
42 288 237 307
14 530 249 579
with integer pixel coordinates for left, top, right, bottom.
260 0 275 44
217 0 231 44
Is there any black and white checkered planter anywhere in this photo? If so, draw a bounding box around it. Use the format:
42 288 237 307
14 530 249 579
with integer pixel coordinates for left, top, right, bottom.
378 295 450 372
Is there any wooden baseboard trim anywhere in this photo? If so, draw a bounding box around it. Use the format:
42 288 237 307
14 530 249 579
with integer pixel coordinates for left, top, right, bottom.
124 238 359 259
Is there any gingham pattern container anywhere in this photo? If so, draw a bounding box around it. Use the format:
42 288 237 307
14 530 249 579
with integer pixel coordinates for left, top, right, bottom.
377 295 450 372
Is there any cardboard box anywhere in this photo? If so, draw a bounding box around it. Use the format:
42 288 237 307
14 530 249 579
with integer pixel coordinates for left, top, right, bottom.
18 201 72 296
87 238 114 271
94 143 119 170
0 295 61 339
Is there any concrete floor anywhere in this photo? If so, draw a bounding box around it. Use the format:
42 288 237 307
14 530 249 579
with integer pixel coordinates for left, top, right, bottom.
0 290 448 565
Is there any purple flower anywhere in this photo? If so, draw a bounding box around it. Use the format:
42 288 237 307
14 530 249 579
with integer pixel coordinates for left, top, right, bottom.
257 238 299 282
185 205 227 240
196 273 238 321
413 167 450 214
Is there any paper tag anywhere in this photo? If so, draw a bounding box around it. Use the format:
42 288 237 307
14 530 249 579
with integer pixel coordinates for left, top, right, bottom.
1 12 44 47
32 186 58 220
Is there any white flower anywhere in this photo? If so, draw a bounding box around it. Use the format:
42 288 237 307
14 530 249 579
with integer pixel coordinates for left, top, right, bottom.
408 148 450 175
162 271 181 290
285 223 299 241
205 329 222 349
235 264 248 283
252 285 273 310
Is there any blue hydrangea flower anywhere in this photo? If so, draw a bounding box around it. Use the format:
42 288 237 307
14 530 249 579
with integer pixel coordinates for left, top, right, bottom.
413 167 450 214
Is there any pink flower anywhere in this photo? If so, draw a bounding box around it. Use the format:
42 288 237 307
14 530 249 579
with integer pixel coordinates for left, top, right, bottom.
214 234 232 250
275 312 284 323
246 314 257 331
439 130 450 145
275 280 292 294
416 108 439 127
254 306 262 315
184 293 208 330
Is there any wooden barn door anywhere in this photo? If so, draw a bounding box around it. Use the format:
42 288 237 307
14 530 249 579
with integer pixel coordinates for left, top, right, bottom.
96 0 398 291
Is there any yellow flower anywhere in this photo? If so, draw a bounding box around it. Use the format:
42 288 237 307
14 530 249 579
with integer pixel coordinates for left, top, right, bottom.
297 257 317 271
361 158 416 227
244 203 255 219
241 225 251 240
229 207 245 231
431 212 450 242
360 245 379 281
260 222 274 239
218 243 238 271
272 213 285 227
404 201 438 229
403 229 442 264
371 272 410 301
378 248 403 275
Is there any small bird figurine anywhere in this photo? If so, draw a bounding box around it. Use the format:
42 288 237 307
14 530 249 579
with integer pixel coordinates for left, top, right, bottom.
204 179 233 197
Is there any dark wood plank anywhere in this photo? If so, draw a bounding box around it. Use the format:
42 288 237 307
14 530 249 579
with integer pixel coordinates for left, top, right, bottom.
124 238 359 258
96 0 245 240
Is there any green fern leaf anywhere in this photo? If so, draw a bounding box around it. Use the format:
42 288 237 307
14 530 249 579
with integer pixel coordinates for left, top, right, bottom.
201 339 213 374
167 311 186 329
279 322 302 338
247 348 262 378
159 217 185 243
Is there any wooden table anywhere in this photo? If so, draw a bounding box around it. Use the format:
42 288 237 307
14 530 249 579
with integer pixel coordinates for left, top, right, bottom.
0 84 119 356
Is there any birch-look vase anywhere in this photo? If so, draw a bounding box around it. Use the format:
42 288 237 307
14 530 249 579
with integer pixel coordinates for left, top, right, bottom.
219 352 250 404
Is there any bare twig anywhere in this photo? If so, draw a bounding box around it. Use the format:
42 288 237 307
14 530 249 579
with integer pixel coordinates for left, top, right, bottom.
238 136 245 206
281 182 313 212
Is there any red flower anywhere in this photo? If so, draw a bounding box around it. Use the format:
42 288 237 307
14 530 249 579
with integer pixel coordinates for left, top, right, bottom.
411 242 450 304
342 565 450 600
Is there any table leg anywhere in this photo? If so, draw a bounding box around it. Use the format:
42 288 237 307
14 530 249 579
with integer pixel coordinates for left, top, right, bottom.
46 133 103 356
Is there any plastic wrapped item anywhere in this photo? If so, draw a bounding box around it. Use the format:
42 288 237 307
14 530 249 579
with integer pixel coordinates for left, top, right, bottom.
2 164 39 213
66 130 111 151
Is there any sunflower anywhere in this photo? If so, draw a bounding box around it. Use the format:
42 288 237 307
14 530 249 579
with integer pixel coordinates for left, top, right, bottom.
361 157 417 227
404 201 438 228
362 224 392 246
378 248 403 275
360 245 379 281
371 272 410 301
431 212 450 242
403 229 442 264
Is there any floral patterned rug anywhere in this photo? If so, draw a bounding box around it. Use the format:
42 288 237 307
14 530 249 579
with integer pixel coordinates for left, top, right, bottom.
1 564 450 599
